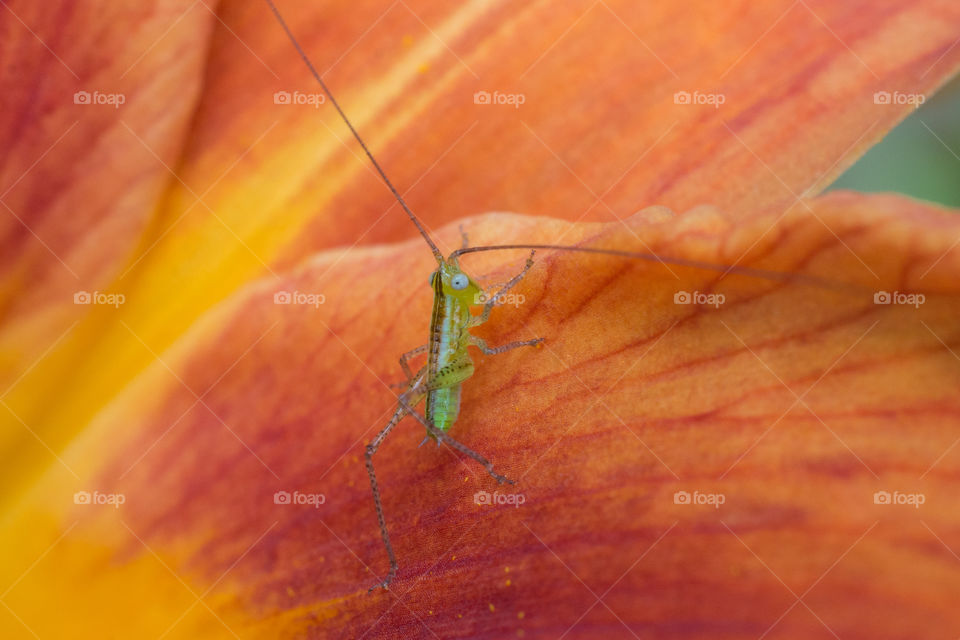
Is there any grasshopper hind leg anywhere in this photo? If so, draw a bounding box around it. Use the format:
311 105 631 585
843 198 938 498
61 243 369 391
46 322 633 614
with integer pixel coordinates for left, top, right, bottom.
365 384 426 591
365 404 407 591
398 395 514 485
433 424 514 485
365 386 511 592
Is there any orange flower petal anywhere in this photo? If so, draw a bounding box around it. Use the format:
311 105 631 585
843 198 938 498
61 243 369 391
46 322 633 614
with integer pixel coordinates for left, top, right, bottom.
2 191 959 638
4 1 959 499
0 1 217 492
0 1 213 375
191 0 960 254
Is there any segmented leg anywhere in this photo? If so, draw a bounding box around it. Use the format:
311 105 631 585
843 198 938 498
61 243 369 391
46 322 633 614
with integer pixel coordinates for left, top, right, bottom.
365 407 404 591
366 352 520 591
471 251 537 327
366 384 424 591
470 335 543 355
389 363 426 390
398 343 428 380
397 394 515 485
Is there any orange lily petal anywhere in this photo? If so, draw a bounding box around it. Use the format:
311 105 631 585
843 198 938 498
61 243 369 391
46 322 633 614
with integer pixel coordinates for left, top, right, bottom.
0 1 216 493
0 0 213 374
3 0 959 504
2 191 959 638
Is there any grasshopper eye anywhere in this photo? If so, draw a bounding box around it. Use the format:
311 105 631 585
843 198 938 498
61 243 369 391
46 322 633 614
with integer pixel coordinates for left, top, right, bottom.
450 273 469 290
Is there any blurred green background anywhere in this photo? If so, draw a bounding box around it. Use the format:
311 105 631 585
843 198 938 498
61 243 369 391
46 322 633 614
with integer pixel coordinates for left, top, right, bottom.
827 74 960 208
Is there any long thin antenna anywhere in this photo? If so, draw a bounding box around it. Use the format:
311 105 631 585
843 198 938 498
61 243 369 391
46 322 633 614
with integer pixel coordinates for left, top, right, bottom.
265 0 444 262
452 243 856 292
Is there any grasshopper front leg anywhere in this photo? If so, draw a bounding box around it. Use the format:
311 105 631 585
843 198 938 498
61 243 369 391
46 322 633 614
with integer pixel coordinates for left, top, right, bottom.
471 250 537 327
469 250 543 353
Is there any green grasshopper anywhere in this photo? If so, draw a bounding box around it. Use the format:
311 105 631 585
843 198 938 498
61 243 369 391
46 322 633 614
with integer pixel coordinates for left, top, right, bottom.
266 0 846 591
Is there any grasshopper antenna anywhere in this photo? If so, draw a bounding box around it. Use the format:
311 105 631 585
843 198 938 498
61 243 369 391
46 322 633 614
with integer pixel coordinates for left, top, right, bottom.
452 243 856 292
265 0 444 262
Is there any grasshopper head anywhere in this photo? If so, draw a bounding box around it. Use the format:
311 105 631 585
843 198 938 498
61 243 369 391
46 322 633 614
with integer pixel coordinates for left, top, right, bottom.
429 259 483 305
